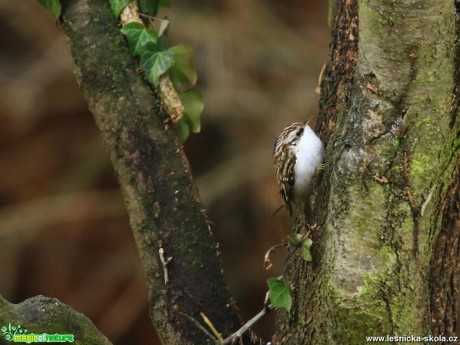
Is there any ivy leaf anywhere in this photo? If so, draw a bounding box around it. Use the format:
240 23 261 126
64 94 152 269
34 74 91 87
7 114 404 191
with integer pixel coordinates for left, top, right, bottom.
137 0 169 15
267 278 292 312
138 0 160 16
140 49 175 86
120 23 159 56
37 0 61 18
169 44 197 90
108 0 129 17
121 23 145 54
289 233 304 248
180 90 203 133
174 118 190 142
301 238 313 261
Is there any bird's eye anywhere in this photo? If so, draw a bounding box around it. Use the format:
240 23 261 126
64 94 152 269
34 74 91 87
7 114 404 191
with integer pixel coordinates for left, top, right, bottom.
296 130 302 136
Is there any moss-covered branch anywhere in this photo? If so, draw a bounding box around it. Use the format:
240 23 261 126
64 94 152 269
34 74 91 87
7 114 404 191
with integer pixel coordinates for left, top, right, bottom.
0 295 111 344
59 1 255 344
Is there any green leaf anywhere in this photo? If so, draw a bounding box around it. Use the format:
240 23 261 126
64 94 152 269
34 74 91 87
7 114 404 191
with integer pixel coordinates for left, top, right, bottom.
138 0 160 16
169 44 197 89
267 278 292 312
301 238 313 261
156 26 169 50
121 23 145 54
137 0 169 15
140 49 175 86
37 0 61 18
108 0 129 17
289 233 303 248
180 90 203 133
121 23 159 56
174 118 190 142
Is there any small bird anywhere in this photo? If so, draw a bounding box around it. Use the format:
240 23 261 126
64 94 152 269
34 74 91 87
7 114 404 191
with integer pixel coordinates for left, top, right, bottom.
273 122 324 223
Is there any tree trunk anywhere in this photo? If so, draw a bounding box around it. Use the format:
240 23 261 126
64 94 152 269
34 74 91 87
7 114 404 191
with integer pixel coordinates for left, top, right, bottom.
59 1 257 344
274 0 460 344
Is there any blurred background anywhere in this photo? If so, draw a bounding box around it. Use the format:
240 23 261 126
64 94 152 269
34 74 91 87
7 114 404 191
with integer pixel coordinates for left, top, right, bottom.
0 0 329 343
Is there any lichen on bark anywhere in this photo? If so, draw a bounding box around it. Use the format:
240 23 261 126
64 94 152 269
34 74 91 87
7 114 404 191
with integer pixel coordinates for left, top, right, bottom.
274 0 459 344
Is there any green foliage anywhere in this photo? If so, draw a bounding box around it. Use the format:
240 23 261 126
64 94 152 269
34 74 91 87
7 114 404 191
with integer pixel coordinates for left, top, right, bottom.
170 44 197 88
117 2 203 142
174 118 190 142
36 0 61 18
108 0 129 17
38 0 202 141
170 45 203 142
290 234 313 261
179 90 203 133
121 23 173 86
266 277 292 312
137 0 160 16
289 233 303 247
140 50 175 86
137 0 170 16
120 23 158 55
175 89 203 141
301 238 313 262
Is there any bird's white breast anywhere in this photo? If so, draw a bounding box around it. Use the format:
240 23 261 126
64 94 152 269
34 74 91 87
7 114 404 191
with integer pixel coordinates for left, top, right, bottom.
293 125 324 195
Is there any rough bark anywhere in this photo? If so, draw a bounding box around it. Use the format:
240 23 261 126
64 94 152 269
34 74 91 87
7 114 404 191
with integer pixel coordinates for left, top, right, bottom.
0 295 111 344
59 1 255 344
429 2 460 336
274 0 459 344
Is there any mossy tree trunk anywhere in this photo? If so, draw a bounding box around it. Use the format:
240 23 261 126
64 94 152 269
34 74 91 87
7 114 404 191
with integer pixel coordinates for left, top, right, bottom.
57 1 257 344
274 0 459 344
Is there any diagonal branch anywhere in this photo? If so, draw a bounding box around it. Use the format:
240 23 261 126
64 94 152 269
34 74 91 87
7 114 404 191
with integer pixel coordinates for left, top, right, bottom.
60 0 258 344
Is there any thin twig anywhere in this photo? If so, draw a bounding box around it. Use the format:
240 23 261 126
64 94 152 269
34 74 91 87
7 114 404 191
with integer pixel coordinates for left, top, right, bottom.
179 312 219 344
120 1 143 24
201 312 223 341
220 305 274 344
271 203 284 216
158 241 172 284
183 292 273 344
263 291 270 306
263 242 285 270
